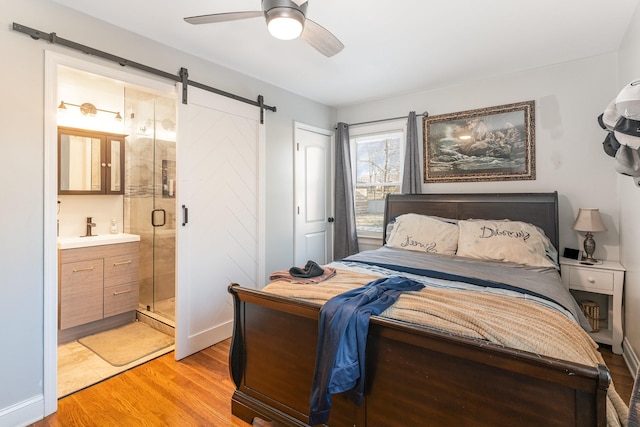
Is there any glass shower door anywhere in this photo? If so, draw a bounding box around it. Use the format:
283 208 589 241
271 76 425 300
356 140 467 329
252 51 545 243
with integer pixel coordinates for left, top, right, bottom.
124 88 177 324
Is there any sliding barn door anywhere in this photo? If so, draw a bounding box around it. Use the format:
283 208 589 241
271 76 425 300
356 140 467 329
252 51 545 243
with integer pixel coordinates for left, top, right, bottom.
176 87 265 360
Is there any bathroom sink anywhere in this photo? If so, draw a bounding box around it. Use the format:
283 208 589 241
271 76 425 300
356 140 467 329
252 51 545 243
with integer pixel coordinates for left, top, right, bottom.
58 233 141 249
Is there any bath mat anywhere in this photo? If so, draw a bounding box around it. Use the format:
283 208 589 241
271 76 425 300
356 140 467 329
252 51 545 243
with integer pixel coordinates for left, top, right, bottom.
78 322 174 367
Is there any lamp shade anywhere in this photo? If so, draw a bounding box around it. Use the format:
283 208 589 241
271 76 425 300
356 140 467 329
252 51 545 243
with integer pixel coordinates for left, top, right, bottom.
572 208 607 233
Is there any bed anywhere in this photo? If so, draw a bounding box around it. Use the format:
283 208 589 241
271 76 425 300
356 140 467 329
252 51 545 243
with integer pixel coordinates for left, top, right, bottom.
227 192 628 426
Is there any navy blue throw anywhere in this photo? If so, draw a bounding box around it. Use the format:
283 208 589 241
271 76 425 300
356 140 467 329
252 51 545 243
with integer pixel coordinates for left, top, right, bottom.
308 276 424 425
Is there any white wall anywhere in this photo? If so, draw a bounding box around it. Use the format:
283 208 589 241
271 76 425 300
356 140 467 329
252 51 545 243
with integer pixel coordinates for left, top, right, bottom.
617 3 640 370
1 0 334 424
337 55 621 260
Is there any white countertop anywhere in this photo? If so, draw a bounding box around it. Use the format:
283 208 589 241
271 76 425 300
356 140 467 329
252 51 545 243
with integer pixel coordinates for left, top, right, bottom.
58 233 140 249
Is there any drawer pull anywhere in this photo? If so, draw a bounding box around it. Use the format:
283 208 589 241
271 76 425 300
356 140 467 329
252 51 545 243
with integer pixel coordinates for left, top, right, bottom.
113 289 132 296
72 266 95 272
113 260 132 266
588 277 596 283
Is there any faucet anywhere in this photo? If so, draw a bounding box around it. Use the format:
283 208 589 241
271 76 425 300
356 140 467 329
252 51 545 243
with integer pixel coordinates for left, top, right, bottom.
84 217 96 237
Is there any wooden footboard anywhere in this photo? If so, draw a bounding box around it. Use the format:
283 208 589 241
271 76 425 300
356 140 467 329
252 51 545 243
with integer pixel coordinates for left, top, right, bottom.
228 284 610 427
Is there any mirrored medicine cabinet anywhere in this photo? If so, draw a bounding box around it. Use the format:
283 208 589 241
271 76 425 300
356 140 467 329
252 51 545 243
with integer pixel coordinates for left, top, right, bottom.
58 126 126 195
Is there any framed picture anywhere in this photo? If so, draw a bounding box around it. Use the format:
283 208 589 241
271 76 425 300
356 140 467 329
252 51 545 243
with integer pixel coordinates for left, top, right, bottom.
423 100 535 183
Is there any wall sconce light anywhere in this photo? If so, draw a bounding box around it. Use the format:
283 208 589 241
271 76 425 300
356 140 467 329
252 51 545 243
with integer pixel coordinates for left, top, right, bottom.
58 101 122 121
572 208 607 263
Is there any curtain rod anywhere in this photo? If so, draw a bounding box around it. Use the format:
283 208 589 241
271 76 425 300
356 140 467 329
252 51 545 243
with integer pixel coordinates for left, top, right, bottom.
12 22 276 124
345 111 429 128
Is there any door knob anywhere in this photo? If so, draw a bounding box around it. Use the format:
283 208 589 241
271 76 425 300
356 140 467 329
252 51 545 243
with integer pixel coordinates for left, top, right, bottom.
328 217 335 223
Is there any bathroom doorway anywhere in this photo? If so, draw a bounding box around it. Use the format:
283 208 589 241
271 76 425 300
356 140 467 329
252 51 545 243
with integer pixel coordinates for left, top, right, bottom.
57 66 177 326
123 88 177 325
46 50 264 411
55 62 177 397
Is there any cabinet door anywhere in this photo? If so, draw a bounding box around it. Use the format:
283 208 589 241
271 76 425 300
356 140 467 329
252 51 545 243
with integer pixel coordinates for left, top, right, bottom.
59 259 104 329
105 136 125 194
58 126 126 195
58 129 104 194
103 244 139 316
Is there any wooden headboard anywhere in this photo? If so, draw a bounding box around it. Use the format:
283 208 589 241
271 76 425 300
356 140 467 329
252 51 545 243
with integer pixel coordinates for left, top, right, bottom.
383 192 559 250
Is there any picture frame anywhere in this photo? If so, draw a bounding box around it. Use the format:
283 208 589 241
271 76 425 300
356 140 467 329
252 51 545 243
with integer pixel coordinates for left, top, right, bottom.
423 100 535 183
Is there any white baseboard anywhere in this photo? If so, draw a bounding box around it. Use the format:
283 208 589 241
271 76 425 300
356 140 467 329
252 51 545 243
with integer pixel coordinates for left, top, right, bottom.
623 337 639 377
0 395 44 427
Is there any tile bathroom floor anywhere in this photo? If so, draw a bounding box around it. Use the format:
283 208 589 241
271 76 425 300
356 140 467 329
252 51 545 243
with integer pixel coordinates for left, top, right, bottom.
57 317 174 398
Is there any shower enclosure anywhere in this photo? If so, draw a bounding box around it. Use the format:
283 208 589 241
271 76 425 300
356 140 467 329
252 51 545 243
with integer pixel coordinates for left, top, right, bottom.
123 88 177 324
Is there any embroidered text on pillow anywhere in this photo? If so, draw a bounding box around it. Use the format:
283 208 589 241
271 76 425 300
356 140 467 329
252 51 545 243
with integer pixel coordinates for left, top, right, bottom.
400 235 437 253
479 226 530 241
457 219 556 268
385 214 458 256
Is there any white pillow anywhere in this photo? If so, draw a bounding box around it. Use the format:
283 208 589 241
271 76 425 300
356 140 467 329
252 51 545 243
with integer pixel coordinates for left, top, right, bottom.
386 214 459 255
456 219 556 267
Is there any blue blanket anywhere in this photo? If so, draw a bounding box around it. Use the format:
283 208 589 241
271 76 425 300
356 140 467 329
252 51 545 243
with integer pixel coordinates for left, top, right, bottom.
308 276 424 425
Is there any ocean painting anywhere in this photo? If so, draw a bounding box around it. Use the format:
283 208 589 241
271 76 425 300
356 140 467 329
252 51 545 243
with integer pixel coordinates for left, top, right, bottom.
423 101 535 183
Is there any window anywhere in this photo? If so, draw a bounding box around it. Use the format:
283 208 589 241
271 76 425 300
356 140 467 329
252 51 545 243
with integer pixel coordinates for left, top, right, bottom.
350 123 404 237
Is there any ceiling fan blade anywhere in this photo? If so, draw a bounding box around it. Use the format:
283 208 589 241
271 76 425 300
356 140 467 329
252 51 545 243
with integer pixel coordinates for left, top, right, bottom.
302 19 344 57
184 11 263 25
291 0 308 5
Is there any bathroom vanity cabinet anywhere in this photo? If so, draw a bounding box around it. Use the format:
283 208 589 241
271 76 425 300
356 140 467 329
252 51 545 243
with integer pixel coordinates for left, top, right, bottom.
58 241 139 336
58 126 126 195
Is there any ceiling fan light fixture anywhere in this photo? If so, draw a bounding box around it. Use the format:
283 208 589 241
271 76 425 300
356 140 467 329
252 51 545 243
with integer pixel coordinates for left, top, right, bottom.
184 0 343 56
266 7 304 40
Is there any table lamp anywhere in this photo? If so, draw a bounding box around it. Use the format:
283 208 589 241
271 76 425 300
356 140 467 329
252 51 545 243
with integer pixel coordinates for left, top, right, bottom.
572 208 607 263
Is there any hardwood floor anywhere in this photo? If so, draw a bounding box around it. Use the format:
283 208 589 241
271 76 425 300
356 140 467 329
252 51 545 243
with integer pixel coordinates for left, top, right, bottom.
600 345 635 404
33 339 253 427
32 340 635 426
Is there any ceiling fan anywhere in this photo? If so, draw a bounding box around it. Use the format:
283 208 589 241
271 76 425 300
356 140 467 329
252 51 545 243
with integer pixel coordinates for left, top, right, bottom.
184 0 344 57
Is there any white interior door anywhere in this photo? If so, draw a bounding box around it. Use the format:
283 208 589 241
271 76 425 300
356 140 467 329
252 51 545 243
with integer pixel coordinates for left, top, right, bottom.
294 122 333 266
176 87 265 360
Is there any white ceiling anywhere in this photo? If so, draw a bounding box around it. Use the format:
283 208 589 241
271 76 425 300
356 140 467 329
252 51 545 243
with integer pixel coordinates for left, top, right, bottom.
52 0 639 108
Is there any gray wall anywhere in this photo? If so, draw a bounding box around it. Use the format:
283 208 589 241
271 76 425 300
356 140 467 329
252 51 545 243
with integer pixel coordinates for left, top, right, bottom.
1 0 334 424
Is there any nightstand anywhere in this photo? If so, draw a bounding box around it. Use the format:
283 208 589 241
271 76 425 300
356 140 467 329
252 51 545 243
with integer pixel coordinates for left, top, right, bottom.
559 257 625 354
